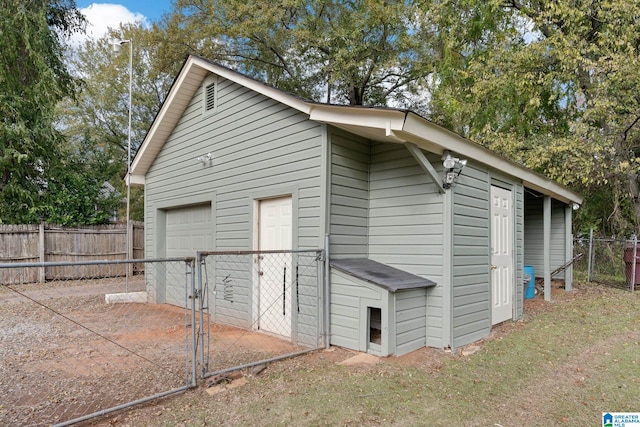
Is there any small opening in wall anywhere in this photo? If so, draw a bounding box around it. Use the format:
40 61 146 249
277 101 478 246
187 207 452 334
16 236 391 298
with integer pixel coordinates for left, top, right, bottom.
368 307 382 345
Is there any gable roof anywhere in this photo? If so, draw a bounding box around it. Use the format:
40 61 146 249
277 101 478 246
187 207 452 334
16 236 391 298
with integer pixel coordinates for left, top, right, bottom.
130 55 582 205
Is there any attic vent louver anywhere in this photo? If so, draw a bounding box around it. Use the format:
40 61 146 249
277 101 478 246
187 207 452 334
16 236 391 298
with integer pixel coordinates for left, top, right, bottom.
205 82 216 111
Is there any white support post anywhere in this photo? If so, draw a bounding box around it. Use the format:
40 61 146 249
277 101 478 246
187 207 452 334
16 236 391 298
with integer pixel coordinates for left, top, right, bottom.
404 142 446 194
565 205 573 291
543 196 551 301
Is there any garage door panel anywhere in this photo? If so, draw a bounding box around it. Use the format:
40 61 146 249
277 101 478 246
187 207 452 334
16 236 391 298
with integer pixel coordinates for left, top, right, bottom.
164 204 213 306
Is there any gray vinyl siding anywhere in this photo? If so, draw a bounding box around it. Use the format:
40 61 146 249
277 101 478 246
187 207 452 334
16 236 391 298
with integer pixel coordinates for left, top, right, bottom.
146 75 323 252
145 74 323 335
329 269 383 351
452 163 491 348
329 128 370 258
514 183 524 318
395 289 427 356
524 196 567 279
293 252 322 347
369 144 445 348
206 256 252 329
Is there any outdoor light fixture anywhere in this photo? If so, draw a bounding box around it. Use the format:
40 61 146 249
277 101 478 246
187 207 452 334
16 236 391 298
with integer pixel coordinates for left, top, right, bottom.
572 203 580 211
112 38 133 289
442 150 467 189
198 152 214 166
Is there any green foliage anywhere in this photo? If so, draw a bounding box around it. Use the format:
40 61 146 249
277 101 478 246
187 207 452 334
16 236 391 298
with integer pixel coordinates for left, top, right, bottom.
0 0 125 225
50 0 639 234
424 0 640 236
60 23 174 222
29 147 123 225
157 0 432 106
0 0 82 223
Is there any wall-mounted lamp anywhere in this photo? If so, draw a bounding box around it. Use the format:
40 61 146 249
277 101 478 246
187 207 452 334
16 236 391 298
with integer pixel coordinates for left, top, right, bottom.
572 203 580 211
198 152 213 166
442 151 467 189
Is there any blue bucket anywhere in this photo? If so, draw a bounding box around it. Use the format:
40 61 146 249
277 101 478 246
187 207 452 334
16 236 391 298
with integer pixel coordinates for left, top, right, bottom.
523 265 535 299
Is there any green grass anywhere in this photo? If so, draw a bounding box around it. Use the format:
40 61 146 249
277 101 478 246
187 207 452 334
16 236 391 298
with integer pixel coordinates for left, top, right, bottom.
96 283 640 427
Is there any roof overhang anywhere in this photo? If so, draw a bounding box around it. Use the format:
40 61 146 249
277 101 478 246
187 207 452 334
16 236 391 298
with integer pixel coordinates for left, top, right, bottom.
307 105 582 204
130 55 583 205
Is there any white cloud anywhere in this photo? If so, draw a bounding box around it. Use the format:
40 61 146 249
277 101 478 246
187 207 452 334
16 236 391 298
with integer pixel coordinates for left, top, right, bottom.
68 3 147 46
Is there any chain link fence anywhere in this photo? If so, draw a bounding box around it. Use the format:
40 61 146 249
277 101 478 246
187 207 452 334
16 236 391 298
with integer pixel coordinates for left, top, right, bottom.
197 250 325 379
0 258 197 427
574 232 639 291
1 250 326 425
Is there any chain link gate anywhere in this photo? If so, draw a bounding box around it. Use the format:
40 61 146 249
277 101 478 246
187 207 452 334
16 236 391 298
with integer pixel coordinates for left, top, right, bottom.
0 258 197 427
1 251 326 425
196 250 325 379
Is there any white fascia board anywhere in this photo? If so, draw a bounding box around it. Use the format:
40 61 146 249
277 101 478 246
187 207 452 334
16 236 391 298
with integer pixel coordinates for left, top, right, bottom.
402 113 583 205
131 56 207 177
128 174 145 186
200 58 312 115
522 180 583 205
309 104 406 131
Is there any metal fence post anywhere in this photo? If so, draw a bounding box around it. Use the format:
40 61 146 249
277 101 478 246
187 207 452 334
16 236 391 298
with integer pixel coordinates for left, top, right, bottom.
39 222 45 283
587 227 593 282
324 234 330 349
189 258 198 387
3 258 199 426
197 252 206 378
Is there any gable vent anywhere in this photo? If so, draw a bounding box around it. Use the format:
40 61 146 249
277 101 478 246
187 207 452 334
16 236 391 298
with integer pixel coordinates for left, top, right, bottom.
205 82 216 111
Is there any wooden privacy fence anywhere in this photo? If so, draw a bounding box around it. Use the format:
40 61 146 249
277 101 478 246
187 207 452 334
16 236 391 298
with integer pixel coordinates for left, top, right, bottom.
0 222 144 283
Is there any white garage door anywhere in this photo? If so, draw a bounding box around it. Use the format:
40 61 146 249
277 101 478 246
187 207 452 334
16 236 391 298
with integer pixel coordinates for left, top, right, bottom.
164 204 212 306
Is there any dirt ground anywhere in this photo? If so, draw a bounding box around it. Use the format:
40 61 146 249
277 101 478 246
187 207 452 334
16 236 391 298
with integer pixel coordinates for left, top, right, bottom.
0 279 307 427
4 278 622 426
70 279 603 427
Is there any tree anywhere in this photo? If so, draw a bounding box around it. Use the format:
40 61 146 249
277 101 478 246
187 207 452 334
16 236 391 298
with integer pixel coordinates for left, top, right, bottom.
60 23 175 222
156 0 433 107
0 0 86 223
30 144 123 225
423 0 640 236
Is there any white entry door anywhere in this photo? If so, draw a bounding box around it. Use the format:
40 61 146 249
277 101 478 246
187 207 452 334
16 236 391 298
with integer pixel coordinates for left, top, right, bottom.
257 196 292 338
491 186 513 325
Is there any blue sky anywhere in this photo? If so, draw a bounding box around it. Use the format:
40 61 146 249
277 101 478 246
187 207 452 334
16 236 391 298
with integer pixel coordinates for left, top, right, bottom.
70 2 174 44
76 1 174 23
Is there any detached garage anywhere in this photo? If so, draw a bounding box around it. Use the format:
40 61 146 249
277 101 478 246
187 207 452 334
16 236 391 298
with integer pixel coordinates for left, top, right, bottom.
130 56 583 354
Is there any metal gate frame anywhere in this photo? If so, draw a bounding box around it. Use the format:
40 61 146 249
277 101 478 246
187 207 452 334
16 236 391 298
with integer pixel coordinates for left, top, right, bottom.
2 250 326 425
52 257 199 427
0 257 198 427
195 249 326 380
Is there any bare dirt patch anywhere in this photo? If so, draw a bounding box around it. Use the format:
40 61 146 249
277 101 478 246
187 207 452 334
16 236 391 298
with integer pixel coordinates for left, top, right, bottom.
0 291 187 426
4 279 636 427
78 279 639 427
1 278 314 427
